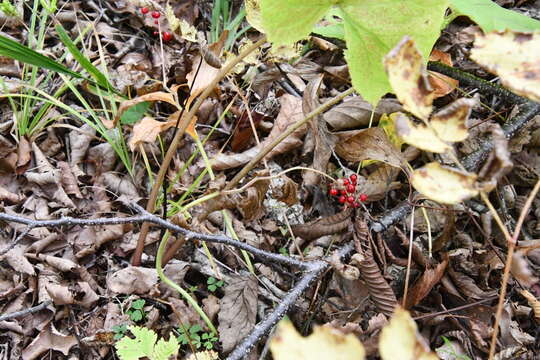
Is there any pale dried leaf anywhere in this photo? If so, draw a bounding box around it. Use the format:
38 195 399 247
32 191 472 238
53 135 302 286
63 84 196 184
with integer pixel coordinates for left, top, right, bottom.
430 97 476 142
428 49 459 98
270 320 365 360
107 266 158 295
395 112 450 153
470 30 540 102
22 323 78 360
519 290 540 322
218 272 257 353
128 116 175 151
323 97 402 130
336 127 405 168
379 307 438 360
511 250 538 287
362 164 401 201
411 162 479 205
384 37 434 120
404 259 448 309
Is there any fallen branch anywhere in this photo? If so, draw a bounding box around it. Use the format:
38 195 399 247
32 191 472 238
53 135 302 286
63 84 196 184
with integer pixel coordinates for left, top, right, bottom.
0 300 52 322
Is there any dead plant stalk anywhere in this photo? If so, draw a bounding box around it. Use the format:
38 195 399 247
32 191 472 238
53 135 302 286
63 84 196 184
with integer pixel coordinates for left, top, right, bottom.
487 179 540 360
132 36 267 266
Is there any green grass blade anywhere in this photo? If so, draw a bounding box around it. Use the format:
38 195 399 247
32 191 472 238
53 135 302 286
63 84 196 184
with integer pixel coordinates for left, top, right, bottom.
0 34 83 79
54 24 114 90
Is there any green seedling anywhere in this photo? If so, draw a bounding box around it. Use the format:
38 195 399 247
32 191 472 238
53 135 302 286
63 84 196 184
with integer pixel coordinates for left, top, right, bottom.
112 324 129 341
127 299 146 323
0 0 18 16
438 336 472 360
176 324 218 350
207 277 224 292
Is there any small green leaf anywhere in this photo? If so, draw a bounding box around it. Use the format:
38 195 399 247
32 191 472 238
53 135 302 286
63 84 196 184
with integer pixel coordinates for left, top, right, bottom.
450 0 540 32
120 101 150 125
129 310 143 322
131 299 146 310
260 0 334 45
207 277 216 285
208 285 217 292
313 23 345 41
190 324 203 334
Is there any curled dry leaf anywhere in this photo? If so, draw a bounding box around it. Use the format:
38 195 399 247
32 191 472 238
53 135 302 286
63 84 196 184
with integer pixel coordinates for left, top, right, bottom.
447 266 496 300
335 127 405 168
291 208 353 241
428 49 459 98
477 124 513 192
411 162 479 205
107 266 158 295
352 219 397 316
379 307 438 360
323 96 402 130
362 164 401 202
403 258 448 309
218 272 257 353
470 30 540 103
384 36 434 121
22 323 78 360
270 319 365 360
511 250 539 287
45 281 99 308
237 170 270 221
394 113 450 153
128 116 175 151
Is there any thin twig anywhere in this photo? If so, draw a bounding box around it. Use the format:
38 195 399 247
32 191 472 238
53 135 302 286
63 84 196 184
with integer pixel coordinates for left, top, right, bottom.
0 301 52 322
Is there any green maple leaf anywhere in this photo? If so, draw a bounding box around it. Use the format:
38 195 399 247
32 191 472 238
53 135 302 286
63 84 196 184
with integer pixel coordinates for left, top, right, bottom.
115 326 179 360
450 0 540 32
339 0 448 105
260 0 335 46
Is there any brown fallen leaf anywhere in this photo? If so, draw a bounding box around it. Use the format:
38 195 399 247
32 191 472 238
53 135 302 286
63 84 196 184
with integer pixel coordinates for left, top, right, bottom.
45 281 99 308
291 208 353 241
511 250 538 287
16 136 31 174
428 49 459 98
477 124 513 192
323 96 402 130
403 258 448 309
113 91 178 127
360 164 401 202
127 116 175 151
336 127 406 168
218 272 257 353
447 265 496 300
212 94 305 170
107 266 158 295
430 97 476 143
22 323 78 360
520 290 540 322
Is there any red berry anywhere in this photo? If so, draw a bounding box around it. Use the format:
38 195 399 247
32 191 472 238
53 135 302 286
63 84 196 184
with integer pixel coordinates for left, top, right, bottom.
353 202 360 208
350 174 357 183
343 179 350 186
340 190 347 196
162 32 172 41
347 196 355 203
359 193 368 202
151 11 160 19
346 184 355 193
154 19 159 24
329 188 338 196
141 7 149 14
153 31 159 36
338 196 346 204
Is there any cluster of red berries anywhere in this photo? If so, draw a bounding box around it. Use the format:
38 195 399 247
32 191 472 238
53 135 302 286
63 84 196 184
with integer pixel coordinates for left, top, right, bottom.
140 7 172 42
328 174 368 208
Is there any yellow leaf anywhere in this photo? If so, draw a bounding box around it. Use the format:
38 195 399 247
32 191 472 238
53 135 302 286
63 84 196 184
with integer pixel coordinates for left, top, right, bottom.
245 0 265 33
384 37 434 120
430 97 476 142
379 113 405 149
470 30 540 103
270 319 365 360
394 113 450 153
411 162 478 205
379 307 438 360
185 350 219 360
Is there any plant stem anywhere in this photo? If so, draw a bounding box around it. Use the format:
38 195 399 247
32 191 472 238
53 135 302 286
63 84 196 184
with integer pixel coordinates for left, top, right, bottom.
132 36 267 266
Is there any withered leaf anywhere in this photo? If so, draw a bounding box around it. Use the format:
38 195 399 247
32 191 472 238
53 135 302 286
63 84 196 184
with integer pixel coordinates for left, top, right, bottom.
291 208 353 241
335 127 405 168
114 91 178 126
430 97 476 142
471 30 540 103
22 323 78 360
323 96 402 130
403 258 448 309
428 49 459 98
107 266 158 295
477 124 513 192
128 116 175 151
411 162 479 205
384 36 434 120
362 163 401 201
395 112 450 153
218 272 257 353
